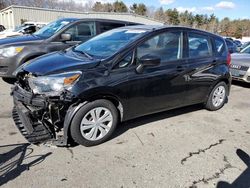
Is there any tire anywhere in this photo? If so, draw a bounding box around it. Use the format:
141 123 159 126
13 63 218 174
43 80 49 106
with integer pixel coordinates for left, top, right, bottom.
205 82 228 111
70 99 118 147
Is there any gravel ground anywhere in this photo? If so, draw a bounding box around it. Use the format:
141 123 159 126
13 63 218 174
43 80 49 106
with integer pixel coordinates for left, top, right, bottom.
0 79 249 188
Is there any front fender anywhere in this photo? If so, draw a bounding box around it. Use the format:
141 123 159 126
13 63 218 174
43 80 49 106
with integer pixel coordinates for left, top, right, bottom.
61 102 88 146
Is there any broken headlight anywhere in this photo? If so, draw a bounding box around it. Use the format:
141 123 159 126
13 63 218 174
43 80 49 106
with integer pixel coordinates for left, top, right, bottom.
28 72 81 96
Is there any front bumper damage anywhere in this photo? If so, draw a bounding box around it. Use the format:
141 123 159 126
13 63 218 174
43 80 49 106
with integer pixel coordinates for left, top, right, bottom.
11 84 78 146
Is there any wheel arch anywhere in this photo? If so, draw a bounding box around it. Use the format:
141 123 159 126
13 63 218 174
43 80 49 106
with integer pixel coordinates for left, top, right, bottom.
63 94 124 145
205 76 231 104
88 94 124 121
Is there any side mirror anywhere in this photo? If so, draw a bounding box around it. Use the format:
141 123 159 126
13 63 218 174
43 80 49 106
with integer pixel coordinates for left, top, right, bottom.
136 54 161 73
61 33 71 42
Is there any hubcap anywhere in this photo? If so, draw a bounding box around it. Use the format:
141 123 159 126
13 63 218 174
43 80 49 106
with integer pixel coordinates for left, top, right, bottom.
80 107 113 141
212 86 226 107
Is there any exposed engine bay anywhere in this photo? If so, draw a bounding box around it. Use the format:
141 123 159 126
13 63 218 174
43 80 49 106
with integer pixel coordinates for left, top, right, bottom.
11 72 82 146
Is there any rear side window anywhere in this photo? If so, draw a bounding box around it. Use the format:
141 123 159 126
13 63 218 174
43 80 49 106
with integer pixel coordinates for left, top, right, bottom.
188 33 212 58
99 22 125 33
215 38 227 56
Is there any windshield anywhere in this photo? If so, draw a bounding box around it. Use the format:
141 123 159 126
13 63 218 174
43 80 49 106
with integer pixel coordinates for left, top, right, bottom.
74 28 147 59
34 19 71 38
241 45 250 54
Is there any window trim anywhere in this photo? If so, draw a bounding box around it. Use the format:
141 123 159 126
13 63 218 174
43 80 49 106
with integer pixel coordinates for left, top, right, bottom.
111 50 136 71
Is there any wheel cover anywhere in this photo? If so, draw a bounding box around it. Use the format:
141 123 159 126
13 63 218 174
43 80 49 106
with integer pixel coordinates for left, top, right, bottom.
212 86 226 107
80 107 113 141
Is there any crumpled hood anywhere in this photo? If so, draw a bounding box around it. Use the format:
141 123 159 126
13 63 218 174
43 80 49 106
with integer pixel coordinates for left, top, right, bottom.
0 34 44 46
231 53 250 67
22 51 100 76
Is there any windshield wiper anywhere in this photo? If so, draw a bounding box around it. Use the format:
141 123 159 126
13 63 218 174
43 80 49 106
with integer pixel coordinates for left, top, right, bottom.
73 48 94 60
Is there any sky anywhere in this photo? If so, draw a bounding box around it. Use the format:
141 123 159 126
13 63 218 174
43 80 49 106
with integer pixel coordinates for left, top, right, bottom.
76 0 250 20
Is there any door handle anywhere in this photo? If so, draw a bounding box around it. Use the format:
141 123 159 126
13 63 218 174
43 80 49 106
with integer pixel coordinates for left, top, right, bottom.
212 60 217 65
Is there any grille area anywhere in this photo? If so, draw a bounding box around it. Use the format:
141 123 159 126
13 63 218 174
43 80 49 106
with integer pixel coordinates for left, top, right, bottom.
241 66 249 71
12 107 54 144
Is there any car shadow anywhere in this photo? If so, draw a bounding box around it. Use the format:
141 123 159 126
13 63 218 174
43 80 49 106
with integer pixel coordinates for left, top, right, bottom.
217 149 250 188
0 143 52 186
232 80 250 88
111 104 203 140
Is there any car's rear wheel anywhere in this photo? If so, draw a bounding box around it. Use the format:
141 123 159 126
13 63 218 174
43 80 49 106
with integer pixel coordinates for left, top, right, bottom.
70 99 118 146
205 82 228 111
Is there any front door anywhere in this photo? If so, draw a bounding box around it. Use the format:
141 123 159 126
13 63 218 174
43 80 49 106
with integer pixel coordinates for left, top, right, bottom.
50 21 96 51
125 30 189 119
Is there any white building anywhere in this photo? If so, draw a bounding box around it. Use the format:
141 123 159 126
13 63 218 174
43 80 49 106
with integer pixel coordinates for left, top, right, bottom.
0 5 164 29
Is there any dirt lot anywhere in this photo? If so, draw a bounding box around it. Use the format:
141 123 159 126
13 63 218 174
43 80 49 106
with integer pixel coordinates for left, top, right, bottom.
0 79 249 188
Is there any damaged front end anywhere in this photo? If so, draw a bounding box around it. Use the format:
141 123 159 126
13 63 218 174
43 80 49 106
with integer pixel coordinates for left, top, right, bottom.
11 71 82 146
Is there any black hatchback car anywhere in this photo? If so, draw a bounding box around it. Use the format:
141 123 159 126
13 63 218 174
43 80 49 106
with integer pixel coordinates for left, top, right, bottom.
0 18 138 82
12 25 232 146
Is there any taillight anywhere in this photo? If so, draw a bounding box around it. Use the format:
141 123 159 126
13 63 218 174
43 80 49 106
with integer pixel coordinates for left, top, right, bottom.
227 53 231 66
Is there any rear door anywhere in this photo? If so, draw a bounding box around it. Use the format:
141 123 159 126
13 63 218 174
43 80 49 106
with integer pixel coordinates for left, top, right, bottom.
185 31 216 104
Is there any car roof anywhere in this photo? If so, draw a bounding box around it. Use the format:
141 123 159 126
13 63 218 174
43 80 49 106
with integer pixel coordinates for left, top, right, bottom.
56 17 139 24
57 18 79 22
121 25 223 38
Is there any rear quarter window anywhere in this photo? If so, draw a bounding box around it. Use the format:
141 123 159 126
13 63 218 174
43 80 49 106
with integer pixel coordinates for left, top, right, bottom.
214 38 227 56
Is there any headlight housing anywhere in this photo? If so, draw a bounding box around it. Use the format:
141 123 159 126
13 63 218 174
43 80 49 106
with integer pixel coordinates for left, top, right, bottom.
0 46 24 58
28 72 81 96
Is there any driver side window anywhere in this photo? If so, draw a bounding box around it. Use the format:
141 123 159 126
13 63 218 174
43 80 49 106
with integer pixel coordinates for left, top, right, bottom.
136 31 183 63
63 22 96 41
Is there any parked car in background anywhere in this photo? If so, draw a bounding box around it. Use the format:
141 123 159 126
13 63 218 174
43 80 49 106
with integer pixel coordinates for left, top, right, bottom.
230 46 250 83
239 41 250 51
0 18 139 83
0 25 5 32
23 21 47 29
12 26 232 147
225 39 238 53
240 45 250 54
0 24 37 39
225 37 234 41
233 40 242 47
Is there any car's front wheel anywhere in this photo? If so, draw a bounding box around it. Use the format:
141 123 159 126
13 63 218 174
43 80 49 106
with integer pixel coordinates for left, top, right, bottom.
70 99 118 146
205 82 228 111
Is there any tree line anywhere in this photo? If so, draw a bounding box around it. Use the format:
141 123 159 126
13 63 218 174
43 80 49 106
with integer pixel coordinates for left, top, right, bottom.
1 0 250 38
